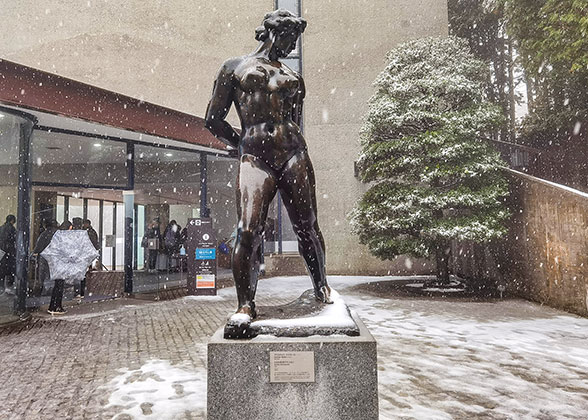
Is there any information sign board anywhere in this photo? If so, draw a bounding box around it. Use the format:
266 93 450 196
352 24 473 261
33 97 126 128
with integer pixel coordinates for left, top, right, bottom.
186 218 217 295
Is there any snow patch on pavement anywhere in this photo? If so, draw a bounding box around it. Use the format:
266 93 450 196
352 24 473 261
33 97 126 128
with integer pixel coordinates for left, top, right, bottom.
222 275 588 418
89 274 587 419
343 294 588 419
103 359 206 419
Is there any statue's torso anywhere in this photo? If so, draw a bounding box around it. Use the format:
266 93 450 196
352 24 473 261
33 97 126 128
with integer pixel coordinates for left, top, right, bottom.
233 56 306 171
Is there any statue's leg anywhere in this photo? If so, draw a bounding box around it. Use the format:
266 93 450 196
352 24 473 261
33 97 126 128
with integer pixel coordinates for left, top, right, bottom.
232 154 278 317
278 152 332 303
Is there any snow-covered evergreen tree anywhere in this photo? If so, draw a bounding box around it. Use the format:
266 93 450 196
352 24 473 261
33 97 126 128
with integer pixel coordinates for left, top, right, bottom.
351 36 510 284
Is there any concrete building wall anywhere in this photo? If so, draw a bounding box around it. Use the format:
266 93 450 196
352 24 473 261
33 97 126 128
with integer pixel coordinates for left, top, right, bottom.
452 170 588 317
302 0 447 274
0 0 272 123
0 0 448 275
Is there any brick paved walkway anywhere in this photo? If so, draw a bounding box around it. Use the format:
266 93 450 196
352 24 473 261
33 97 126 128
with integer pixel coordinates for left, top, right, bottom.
0 293 261 419
0 276 587 419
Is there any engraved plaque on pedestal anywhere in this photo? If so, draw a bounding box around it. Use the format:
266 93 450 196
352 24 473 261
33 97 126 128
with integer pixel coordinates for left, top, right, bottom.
270 351 315 383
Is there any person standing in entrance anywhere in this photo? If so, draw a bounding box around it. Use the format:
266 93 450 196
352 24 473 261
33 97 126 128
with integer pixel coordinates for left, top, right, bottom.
80 219 100 297
0 215 17 293
205 10 332 333
59 220 72 231
83 219 100 251
71 217 86 297
142 219 161 272
47 277 67 314
72 217 83 231
31 219 60 297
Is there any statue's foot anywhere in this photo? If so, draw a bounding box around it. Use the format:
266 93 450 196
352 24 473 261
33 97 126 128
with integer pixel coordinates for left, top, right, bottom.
224 304 257 339
315 285 333 304
235 302 256 319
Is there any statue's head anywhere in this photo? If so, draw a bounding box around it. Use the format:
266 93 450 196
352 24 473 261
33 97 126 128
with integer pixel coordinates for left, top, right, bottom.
255 9 307 58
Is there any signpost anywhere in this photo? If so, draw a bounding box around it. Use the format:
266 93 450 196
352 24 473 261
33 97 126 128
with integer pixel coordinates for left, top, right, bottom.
186 217 217 296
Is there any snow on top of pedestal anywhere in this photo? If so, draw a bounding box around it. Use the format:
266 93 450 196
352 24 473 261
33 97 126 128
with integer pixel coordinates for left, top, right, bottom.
250 289 357 329
229 313 251 326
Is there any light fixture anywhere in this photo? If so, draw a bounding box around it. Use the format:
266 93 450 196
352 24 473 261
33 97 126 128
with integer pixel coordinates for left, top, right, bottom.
93 143 102 147
165 152 173 157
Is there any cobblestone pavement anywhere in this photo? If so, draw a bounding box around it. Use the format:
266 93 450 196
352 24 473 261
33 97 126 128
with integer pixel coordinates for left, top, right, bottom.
0 276 587 420
0 292 256 420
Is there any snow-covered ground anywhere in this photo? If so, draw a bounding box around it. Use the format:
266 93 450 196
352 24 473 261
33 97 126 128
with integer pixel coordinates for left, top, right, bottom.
104 360 207 419
102 275 588 419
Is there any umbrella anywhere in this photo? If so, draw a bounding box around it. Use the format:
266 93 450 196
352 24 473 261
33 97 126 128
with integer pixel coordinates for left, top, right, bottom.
41 230 100 284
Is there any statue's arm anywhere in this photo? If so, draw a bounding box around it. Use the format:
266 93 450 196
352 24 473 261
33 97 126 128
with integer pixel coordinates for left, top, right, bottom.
205 59 241 149
292 75 305 128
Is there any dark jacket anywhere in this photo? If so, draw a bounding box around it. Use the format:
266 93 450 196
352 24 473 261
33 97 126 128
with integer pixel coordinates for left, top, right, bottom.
32 226 58 255
0 222 17 275
0 222 16 257
85 227 99 250
162 223 181 254
32 226 59 291
142 226 161 248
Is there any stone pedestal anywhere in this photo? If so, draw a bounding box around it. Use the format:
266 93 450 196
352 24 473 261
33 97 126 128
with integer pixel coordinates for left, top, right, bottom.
207 312 379 420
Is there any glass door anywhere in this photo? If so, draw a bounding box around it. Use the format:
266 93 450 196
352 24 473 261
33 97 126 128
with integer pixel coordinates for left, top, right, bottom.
135 204 145 270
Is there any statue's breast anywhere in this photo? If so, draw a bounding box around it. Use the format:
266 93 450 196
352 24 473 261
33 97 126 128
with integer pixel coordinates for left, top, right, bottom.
238 62 299 97
240 65 270 92
268 68 299 97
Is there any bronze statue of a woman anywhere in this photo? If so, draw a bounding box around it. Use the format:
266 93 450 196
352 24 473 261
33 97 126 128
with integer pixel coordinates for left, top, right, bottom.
205 9 332 333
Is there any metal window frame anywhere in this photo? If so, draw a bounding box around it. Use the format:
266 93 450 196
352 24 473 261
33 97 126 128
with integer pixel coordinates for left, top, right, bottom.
273 0 303 255
0 106 38 315
29 123 227 292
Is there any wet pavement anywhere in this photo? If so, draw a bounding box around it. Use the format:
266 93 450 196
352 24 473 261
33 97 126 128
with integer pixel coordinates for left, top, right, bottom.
0 275 586 419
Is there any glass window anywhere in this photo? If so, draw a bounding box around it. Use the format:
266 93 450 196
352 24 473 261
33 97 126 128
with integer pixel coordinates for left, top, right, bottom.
281 58 300 73
266 195 298 253
86 199 101 245
56 196 65 224
276 0 301 57
69 197 84 221
136 205 145 270
276 0 299 15
0 111 29 315
115 202 125 270
102 202 115 270
0 114 20 221
133 145 236 291
276 4 303 251
32 131 127 187
134 145 202 290
207 155 238 244
135 146 202 233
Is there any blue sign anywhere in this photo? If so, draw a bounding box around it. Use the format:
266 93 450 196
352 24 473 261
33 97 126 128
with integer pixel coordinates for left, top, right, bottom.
196 248 216 260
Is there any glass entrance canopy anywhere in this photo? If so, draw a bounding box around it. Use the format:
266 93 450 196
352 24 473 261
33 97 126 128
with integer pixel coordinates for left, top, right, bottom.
0 100 235 315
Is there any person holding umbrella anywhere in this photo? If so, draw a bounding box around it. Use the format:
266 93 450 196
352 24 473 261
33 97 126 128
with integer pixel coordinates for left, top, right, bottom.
42 228 100 315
